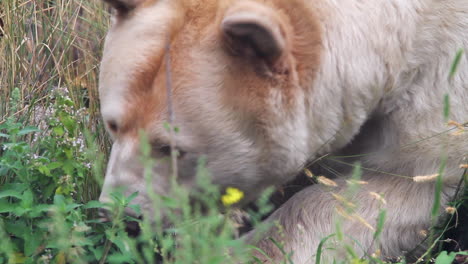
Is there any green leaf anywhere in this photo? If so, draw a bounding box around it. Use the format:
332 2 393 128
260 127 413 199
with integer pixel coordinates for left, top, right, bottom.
65 203 82 212
62 159 75 174
53 195 66 206
0 183 28 193
11 253 26 264
107 253 135 264
89 246 104 260
0 166 8 176
443 94 450 122
23 231 43 257
0 133 9 138
53 126 65 136
20 189 34 209
110 191 126 206
160 196 180 209
316 234 335 264
0 189 24 200
64 149 74 160
374 209 386 239
43 183 57 199
449 49 464 80
29 204 51 217
55 186 64 195
37 165 51 176
4 219 27 237
47 162 63 171
60 115 76 133
435 251 456 264
17 126 40 136
127 204 141 216
112 235 132 255
432 161 446 218
126 191 139 204
0 200 19 213
12 207 31 217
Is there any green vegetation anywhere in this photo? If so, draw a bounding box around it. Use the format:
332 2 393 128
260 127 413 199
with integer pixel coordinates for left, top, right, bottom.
0 1 466 263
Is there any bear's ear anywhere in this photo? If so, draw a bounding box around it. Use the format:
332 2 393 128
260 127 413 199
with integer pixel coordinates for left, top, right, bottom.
102 0 144 14
221 2 291 71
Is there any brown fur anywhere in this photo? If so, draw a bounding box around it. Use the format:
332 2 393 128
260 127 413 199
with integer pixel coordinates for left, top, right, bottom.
110 0 322 137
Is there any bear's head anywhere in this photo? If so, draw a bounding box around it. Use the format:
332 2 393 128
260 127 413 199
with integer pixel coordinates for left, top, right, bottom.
98 0 322 218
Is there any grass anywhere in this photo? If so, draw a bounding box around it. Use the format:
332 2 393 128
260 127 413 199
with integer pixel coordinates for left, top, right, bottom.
0 1 467 263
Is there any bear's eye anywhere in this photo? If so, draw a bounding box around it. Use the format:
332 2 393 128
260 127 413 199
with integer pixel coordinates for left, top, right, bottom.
153 143 186 159
158 145 172 156
107 120 119 133
103 0 133 15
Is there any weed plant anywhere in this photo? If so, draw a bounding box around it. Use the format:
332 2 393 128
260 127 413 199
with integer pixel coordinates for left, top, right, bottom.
0 88 272 263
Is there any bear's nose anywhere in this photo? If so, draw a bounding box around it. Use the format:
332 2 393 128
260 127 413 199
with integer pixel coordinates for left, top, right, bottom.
124 220 141 237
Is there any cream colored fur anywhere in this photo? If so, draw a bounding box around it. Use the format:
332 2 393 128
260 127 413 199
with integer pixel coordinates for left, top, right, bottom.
98 0 468 262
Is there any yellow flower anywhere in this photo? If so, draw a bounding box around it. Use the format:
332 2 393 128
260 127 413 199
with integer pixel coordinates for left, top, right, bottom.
221 187 244 206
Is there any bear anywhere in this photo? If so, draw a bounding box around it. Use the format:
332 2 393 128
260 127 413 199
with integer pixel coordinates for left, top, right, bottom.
97 0 468 262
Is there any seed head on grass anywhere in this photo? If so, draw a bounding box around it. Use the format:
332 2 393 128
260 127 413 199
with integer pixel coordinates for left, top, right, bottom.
352 214 375 232
369 192 387 205
419 230 428 238
413 173 439 183
451 130 465 136
317 176 338 187
305 169 338 187
447 120 465 130
221 187 244 206
304 168 314 178
335 206 375 231
346 179 368 185
332 193 356 209
447 120 466 136
335 205 355 221
445 206 456 215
